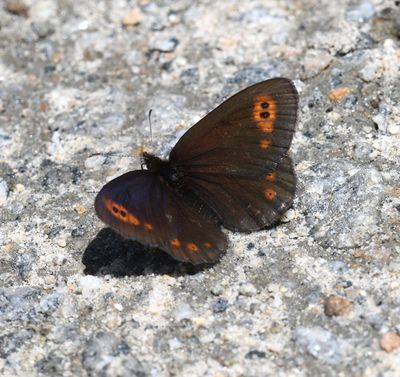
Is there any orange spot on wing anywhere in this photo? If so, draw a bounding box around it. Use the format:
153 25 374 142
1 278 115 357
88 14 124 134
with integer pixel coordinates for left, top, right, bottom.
186 243 199 251
128 213 140 225
258 122 274 133
203 242 212 248
265 172 277 182
104 198 140 225
264 188 277 200
171 238 181 247
252 95 277 133
259 139 271 149
144 222 153 231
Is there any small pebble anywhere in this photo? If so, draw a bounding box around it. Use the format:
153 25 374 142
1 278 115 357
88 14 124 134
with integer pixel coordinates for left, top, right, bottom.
14 183 25 193
67 282 77 293
343 280 353 288
57 239 67 248
152 37 179 53
372 113 385 132
44 275 56 286
280 208 296 222
295 326 343 365
73 205 87 215
246 242 255 250
213 298 228 313
6 0 29 17
71 226 85 238
193 316 205 328
387 123 400 135
329 260 349 273
172 303 194 322
39 101 50 112
168 338 182 350
217 36 237 50
47 225 64 238
31 22 55 38
210 285 223 296
368 315 384 330
245 350 266 359
122 8 142 27
239 282 257 297
380 332 400 352
344 94 358 109
52 51 61 63
324 295 352 317
2 243 14 253
328 87 351 102
114 303 123 312
359 60 381 82
105 316 122 329
347 1 375 22
79 275 101 297
0 180 9 205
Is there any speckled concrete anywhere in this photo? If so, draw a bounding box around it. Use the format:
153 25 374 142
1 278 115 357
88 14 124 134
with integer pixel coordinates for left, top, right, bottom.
0 1 399 376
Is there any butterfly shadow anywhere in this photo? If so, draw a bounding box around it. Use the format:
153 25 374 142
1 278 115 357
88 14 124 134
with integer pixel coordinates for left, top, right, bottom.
82 228 213 277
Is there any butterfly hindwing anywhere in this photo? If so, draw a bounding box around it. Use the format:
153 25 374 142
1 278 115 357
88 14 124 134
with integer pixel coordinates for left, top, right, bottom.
95 171 227 264
169 78 298 231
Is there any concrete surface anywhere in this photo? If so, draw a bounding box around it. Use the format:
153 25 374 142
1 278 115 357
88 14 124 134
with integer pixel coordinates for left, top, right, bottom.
0 0 399 376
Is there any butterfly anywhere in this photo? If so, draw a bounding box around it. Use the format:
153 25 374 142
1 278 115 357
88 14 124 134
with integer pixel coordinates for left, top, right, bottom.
95 78 298 265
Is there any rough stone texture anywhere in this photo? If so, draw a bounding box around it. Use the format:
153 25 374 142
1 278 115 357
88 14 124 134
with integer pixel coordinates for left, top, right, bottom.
0 0 399 376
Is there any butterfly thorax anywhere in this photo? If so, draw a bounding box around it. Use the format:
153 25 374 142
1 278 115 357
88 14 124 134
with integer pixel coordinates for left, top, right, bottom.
142 152 181 184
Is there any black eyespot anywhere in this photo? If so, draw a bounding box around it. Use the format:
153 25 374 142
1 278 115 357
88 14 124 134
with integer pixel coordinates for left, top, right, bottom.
260 112 270 118
120 210 127 217
261 102 269 109
112 206 118 213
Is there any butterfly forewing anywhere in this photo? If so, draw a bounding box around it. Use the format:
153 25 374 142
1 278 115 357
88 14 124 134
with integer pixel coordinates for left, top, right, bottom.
95 171 227 264
170 78 298 177
169 78 298 231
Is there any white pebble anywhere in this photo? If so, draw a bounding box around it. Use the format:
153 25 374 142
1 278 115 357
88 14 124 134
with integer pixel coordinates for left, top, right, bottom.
114 303 123 311
0 180 9 205
239 282 257 297
387 123 399 135
359 60 381 82
172 303 194 321
79 275 101 297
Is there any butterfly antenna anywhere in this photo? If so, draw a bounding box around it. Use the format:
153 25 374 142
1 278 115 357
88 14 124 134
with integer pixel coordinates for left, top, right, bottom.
148 109 153 144
88 151 130 160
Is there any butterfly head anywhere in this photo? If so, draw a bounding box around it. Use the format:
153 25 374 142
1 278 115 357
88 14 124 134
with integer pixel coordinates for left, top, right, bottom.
141 151 157 170
141 151 182 184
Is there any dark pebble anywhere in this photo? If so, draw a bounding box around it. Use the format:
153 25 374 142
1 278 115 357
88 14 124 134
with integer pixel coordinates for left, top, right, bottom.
247 242 255 250
71 226 86 238
245 350 266 359
213 298 228 313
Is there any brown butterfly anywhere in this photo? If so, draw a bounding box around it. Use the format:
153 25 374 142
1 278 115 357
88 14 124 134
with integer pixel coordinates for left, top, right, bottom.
95 78 298 264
